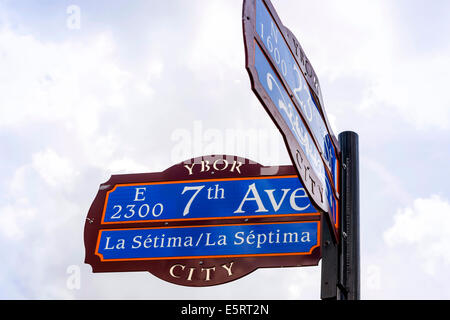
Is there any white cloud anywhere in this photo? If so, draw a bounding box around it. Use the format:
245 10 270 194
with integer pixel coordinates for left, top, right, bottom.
363 156 412 204
0 25 142 298
0 202 36 239
187 1 242 73
0 29 128 128
105 157 151 175
32 148 79 188
370 51 450 130
384 195 450 275
276 0 450 131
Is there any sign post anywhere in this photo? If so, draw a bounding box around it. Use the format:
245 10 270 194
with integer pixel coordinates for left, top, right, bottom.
338 131 360 300
320 214 339 300
320 132 360 300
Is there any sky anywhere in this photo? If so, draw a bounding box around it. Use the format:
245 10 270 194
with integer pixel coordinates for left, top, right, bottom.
0 0 449 300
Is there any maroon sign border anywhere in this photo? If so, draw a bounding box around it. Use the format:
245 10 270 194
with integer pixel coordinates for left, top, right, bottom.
84 155 321 287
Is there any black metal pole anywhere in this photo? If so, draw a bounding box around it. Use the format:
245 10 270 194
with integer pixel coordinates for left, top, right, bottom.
338 131 360 300
320 214 339 300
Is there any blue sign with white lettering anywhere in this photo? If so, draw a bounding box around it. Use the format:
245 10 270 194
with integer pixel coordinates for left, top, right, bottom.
95 221 319 261
101 176 318 224
254 44 338 223
255 0 338 190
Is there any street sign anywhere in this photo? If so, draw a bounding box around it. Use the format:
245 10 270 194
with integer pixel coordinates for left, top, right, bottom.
243 0 340 237
85 155 321 287
96 221 319 261
100 174 317 225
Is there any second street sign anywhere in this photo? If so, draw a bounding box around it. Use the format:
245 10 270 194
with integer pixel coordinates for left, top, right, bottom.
254 0 339 192
243 0 339 237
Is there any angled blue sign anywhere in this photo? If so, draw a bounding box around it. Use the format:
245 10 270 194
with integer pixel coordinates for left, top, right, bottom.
253 45 337 226
255 0 338 192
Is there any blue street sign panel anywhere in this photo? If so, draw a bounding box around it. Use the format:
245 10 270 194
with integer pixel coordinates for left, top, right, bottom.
253 45 338 227
95 221 320 261
101 175 318 224
255 0 338 192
